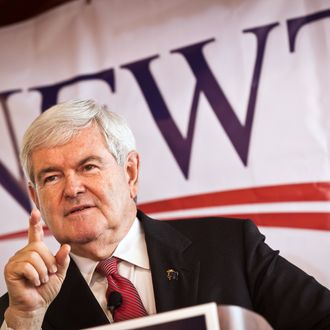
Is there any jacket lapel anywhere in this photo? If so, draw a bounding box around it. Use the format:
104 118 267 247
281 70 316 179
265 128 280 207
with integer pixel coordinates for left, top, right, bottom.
138 210 200 313
44 260 109 330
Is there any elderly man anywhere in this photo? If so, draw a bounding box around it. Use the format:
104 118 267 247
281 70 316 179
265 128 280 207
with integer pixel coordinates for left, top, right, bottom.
1 99 330 330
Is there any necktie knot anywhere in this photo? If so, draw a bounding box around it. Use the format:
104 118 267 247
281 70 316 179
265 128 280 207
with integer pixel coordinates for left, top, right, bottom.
97 257 118 277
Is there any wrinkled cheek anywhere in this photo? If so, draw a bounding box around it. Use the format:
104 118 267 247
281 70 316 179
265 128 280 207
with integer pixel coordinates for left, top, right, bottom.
45 220 63 241
39 207 51 228
37 196 52 219
40 207 64 237
68 217 107 240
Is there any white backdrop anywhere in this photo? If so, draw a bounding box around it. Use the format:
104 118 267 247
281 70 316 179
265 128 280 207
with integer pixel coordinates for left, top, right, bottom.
1 0 330 295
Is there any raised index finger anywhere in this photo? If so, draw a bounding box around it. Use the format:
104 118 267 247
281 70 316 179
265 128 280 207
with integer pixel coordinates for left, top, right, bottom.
28 208 44 243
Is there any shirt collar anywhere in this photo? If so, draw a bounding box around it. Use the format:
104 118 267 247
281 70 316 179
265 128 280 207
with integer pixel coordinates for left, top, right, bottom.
71 217 149 285
113 216 149 270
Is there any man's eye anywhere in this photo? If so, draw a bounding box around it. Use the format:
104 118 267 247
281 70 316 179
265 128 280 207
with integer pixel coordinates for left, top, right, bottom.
83 164 97 171
44 175 58 184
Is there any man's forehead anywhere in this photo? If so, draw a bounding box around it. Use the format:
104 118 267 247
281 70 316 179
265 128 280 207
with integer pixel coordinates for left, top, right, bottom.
29 124 113 180
31 139 111 171
32 147 112 167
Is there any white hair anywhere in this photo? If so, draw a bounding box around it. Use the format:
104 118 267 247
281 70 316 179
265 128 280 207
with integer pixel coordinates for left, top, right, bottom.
20 99 136 184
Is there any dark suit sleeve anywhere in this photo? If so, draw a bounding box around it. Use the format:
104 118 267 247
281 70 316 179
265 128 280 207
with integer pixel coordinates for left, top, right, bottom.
243 220 330 330
0 293 9 326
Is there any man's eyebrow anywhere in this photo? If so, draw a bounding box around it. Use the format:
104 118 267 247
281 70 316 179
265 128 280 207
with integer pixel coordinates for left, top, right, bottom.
78 156 104 166
36 167 60 183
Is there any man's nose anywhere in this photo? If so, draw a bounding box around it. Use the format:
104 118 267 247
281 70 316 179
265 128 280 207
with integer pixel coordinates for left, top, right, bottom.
64 174 85 198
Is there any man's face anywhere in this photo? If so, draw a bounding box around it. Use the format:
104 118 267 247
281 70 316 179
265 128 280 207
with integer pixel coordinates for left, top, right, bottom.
29 124 139 260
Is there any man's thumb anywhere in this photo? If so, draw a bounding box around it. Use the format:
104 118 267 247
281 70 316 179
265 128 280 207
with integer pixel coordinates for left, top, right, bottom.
55 244 71 279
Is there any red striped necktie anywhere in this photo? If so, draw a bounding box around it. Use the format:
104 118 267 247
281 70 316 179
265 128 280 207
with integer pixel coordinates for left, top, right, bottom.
96 257 148 322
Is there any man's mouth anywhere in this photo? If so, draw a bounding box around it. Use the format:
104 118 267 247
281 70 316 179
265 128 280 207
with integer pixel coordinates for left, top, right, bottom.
65 205 94 216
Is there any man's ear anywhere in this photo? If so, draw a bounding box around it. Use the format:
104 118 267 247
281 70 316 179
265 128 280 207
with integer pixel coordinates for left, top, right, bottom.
125 151 140 200
28 183 40 209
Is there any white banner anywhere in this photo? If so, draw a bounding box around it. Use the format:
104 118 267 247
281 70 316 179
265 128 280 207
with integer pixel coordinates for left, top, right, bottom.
1 0 330 295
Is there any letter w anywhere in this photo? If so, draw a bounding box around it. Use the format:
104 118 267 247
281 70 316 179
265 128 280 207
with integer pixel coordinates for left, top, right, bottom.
122 23 278 179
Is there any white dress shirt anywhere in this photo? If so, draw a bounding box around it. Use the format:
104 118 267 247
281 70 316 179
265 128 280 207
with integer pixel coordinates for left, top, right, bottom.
1 217 156 329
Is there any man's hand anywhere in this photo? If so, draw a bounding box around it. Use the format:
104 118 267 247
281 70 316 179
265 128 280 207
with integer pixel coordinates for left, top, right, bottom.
3 209 71 329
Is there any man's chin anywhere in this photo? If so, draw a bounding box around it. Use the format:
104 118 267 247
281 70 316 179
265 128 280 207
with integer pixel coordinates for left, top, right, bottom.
69 232 102 245
58 229 104 246
69 239 116 260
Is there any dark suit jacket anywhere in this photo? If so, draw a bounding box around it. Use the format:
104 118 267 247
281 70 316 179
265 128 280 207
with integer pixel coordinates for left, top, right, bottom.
1 210 330 329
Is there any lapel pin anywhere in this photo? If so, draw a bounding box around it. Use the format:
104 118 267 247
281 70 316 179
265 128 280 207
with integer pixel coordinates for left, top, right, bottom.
166 269 179 281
